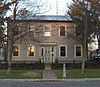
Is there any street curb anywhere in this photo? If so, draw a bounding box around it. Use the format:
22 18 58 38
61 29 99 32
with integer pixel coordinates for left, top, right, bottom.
0 78 100 82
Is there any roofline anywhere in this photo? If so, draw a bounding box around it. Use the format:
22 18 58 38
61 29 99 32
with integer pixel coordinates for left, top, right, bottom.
11 20 72 22
9 15 72 22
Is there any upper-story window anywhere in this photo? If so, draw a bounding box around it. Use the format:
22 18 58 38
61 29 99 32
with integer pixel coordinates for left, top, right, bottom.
75 25 82 37
14 26 20 35
44 32 51 36
44 25 51 36
59 26 66 36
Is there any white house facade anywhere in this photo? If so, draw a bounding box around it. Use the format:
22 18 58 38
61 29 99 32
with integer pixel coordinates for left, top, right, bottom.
8 15 86 64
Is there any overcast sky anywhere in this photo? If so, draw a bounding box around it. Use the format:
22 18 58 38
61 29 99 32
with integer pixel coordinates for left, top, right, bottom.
7 0 72 16
44 0 72 15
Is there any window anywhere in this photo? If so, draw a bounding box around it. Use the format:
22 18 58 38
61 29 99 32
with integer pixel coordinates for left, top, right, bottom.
59 45 67 57
74 45 82 57
13 45 19 56
14 26 20 35
44 32 51 36
60 26 65 36
29 25 35 36
27 45 35 56
44 25 51 36
0 48 4 59
75 25 82 37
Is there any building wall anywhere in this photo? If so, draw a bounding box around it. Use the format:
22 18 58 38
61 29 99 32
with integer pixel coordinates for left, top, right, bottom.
8 21 84 63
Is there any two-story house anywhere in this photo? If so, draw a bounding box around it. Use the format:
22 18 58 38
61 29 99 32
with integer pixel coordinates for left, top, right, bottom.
8 15 85 66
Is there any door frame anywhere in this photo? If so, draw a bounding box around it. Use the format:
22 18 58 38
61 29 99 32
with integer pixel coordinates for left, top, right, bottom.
40 46 56 63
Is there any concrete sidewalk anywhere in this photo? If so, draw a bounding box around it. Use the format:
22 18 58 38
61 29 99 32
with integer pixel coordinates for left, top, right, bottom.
43 70 57 79
1 78 100 82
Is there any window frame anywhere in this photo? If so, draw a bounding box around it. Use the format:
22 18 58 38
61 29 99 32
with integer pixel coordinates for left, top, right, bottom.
74 25 82 37
27 44 35 57
44 25 51 36
74 45 83 58
12 44 20 57
59 25 66 36
59 45 67 57
13 26 20 36
29 25 35 37
0 48 4 59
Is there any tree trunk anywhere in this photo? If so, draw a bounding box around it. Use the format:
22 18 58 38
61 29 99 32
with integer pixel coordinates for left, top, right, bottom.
81 9 88 74
7 40 13 73
82 39 88 74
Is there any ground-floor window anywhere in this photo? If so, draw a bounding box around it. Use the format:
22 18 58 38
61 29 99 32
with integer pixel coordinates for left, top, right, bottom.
74 45 82 57
27 44 35 56
13 45 20 57
59 45 67 57
0 48 4 58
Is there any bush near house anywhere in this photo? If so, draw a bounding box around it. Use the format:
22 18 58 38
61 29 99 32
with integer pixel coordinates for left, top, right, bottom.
51 63 100 70
0 62 44 70
0 62 100 70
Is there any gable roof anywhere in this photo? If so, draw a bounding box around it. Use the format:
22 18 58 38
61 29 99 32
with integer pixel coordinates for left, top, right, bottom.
15 15 72 22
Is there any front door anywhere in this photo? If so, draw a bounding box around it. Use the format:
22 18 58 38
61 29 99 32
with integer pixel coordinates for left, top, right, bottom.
44 46 50 63
40 46 56 63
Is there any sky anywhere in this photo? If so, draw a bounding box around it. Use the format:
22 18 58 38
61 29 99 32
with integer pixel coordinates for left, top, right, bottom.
7 0 72 16
44 0 72 15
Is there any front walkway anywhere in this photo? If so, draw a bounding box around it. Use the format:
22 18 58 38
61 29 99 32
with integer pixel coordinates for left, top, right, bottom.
43 63 57 79
43 70 57 79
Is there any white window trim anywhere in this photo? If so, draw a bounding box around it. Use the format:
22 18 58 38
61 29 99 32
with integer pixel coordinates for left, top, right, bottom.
44 25 51 36
74 45 83 58
12 44 20 57
29 25 35 37
27 44 35 57
40 47 45 57
44 32 51 36
59 25 66 37
59 45 67 58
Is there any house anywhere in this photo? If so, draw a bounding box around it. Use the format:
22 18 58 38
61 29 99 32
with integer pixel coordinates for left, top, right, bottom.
7 15 86 65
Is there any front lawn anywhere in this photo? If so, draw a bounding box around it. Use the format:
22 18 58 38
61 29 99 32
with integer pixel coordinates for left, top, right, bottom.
54 69 100 79
0 70 42 79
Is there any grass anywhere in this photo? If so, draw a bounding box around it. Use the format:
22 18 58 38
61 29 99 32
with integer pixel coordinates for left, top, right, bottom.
54 69 100 79
0 70 42 79
1 69 100 79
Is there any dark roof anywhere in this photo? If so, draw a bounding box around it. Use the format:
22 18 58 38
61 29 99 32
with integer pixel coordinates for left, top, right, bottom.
15 15 72 22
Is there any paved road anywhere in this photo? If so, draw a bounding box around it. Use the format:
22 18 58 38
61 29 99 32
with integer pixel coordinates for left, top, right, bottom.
0 80 100 87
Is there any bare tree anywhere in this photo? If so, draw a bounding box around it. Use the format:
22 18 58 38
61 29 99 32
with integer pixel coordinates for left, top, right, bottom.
7 0 48 72
67 0 100 73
